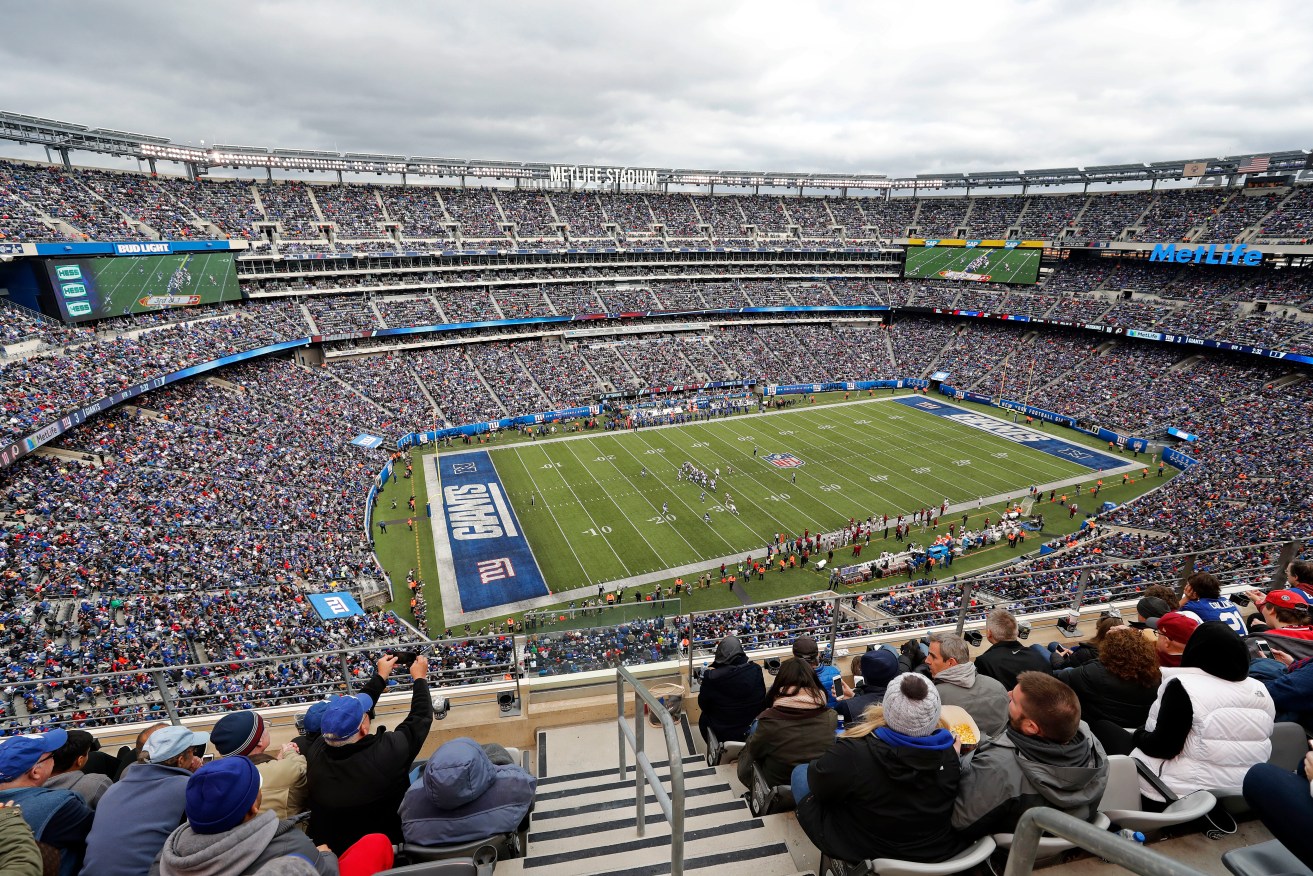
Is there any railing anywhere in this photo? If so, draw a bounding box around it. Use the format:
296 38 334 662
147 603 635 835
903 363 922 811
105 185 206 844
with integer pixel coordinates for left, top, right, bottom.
615 665 686 876
1004 808 1205 876
5 536 1300 735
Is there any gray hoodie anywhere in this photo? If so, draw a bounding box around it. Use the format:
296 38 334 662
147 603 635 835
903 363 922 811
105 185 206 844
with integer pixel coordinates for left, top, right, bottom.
951 720 1108 840
150 811 338 876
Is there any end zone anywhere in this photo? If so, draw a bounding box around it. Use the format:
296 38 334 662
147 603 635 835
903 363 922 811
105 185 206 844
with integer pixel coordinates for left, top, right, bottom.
893 396 1128 470
429 451 549 619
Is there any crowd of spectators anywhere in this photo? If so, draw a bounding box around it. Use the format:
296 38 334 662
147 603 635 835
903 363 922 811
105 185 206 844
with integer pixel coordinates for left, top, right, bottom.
254 182 323 241
914 197 971 238
6 159 1313 250
316 184 389 239
1076 190 1153 240
498 190 564 243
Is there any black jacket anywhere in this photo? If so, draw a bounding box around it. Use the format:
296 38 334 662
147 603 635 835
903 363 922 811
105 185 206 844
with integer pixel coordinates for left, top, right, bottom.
697 656 766 743
306 678 432 854
797 730 965 864
1054 661 1158 729
975 640 1052 690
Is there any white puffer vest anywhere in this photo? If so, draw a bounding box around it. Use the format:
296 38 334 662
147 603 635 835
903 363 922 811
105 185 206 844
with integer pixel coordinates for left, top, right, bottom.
1133 667 1274 801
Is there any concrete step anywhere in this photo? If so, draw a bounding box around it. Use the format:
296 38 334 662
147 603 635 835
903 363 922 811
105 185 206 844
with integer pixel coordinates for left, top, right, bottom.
514 724 806 876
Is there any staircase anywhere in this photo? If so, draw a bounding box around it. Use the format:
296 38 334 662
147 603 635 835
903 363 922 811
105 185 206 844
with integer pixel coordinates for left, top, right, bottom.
497 721 809 876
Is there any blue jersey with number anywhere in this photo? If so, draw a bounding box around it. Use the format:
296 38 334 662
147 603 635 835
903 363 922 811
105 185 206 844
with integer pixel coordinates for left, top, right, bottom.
1182 598 1246 633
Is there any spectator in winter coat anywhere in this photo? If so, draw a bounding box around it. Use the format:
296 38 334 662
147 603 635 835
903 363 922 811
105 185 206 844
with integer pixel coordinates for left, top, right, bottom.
400 738 536 847
696 636 767 744
737 658 836 789
795 673 966 865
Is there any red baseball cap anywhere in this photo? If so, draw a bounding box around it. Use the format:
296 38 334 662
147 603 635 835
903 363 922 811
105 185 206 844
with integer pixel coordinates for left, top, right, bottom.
1153 611 1201 644
1265 589 1309 610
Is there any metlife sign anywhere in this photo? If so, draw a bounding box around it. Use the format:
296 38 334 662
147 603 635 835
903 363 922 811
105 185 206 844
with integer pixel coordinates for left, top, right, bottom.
1148 243 1262 266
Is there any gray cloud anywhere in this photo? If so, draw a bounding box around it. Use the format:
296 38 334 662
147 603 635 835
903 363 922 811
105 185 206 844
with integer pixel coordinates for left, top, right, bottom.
3 0 1311 177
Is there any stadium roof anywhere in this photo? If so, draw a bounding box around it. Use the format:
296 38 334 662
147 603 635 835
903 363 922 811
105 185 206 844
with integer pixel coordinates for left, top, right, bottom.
0 110 1308 191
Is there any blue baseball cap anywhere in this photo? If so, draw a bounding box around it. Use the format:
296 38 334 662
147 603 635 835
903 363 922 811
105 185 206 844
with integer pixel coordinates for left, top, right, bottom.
303 700 331 735
0 729 68 782
320 693 374 742
185 756 262 835
144 725 211 763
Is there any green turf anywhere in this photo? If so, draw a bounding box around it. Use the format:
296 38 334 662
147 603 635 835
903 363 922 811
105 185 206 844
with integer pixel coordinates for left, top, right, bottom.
374 392 1175 633
492 396 1090 588
903 245 1040 284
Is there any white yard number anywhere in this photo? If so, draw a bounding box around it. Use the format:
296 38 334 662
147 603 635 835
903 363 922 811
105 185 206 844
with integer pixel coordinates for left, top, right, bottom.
736 435 755 442
888 415 904 420
952 459 972 467
644 447 665 455
817 424 834 430
777 430 795 436
595 454 616 462
541 462 562 470
911 466 932 474
765 493 792 502
818 483 842 493
869 475 888 483
992 452 1009 458
583 526 614 536
690 441 709 448
647 514 677 524
853 419 870 425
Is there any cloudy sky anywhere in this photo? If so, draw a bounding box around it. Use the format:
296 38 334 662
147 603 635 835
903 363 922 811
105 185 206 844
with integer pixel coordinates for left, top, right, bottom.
4 0 1311 177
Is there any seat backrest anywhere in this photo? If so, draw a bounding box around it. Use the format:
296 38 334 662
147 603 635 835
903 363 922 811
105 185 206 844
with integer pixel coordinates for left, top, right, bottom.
402 838 508 864
1099 755 1145 813
1267 722 1308 773
374 862 477 876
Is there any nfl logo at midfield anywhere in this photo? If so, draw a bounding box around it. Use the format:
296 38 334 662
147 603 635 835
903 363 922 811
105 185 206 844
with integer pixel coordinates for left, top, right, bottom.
764 453 805 468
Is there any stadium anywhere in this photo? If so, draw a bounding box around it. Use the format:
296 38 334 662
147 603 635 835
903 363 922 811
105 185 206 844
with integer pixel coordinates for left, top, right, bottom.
1 107 1311 875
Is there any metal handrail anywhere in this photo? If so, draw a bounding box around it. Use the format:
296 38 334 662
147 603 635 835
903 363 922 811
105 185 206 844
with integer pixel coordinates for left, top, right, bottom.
615 665 686 876
1003 808 1205 876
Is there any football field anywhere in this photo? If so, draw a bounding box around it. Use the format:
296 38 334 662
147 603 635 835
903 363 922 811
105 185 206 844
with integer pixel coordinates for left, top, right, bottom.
904 245 1041 284
430 396 1114 607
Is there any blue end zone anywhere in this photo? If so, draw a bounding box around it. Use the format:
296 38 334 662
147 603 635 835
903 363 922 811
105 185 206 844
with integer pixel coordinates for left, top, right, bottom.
437 451 549 612
893 397 1126 470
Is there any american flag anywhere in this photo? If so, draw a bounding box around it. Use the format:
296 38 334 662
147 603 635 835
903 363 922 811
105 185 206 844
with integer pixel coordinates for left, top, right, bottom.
1238 156 1270 173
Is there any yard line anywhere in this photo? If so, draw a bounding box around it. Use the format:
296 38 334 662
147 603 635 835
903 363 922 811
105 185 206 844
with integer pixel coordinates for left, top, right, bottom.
557 438 677 568
528 442 635 575
622 426 756 552
811 405 1031 498
506 447 591 584
676 418 846 534
818 401 1085 489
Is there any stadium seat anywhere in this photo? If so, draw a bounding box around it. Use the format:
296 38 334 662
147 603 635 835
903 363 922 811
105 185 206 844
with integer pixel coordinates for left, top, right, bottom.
747 762 794 816
374 859 493 876
1222 839 1313 876
817 837 996 876
991 811 1110 856
703 726 744 767
1099 755 1217 834
400 836 516 864
1266 722 1308 772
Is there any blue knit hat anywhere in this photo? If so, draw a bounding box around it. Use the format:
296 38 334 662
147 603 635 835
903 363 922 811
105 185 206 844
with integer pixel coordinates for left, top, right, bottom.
186 756 262 834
